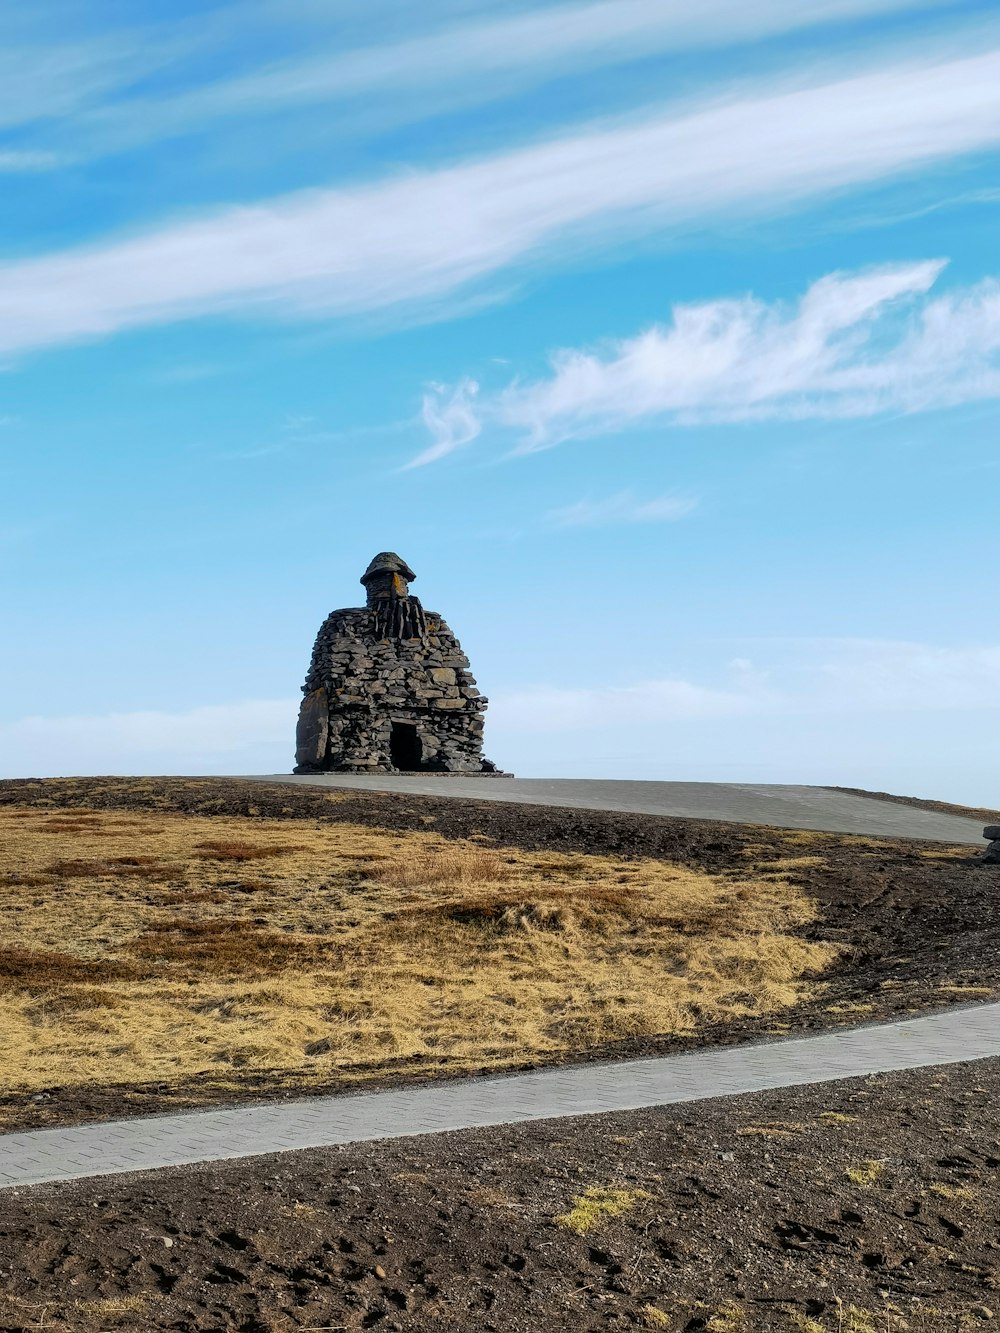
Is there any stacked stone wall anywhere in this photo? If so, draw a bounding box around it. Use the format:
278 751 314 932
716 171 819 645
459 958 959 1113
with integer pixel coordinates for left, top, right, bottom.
294 602 495 774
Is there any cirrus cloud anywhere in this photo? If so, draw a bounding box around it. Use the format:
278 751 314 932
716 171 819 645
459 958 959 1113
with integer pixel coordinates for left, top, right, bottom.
546 490 698 527
414 257 1000 458
409 378 482 468
3 49 1000 358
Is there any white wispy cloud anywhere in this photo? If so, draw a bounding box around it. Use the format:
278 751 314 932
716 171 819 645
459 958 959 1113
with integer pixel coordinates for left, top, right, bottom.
3 48 1000 357
547 491 698 527
410 379 482 468
419 258 1000 455
494 676 769 731
0 27 197 135
0 0 345 139
492 640 1000 733
812 639 1000 712
0 698 297 778
64 0 960 156
0 151 61 172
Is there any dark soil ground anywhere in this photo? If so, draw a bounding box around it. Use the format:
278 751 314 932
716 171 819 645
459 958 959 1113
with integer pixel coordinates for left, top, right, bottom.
829 788 1000 827
1 1060 998 1332
1 778 997 1133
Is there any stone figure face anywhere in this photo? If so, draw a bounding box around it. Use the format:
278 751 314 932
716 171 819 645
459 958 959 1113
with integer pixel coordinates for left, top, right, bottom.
360 552 415 607
364 569 409 603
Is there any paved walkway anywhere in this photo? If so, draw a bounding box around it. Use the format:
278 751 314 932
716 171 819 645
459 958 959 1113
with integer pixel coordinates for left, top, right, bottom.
247 776 987 844
2 1004 998 1191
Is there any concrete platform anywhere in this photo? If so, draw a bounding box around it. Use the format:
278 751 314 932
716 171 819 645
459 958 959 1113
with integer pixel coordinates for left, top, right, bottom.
245 776 985 844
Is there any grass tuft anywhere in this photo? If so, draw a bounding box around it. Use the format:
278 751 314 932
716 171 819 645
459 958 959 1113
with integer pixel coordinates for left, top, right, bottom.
929 1182 974 1200
846 1159 886 1186
194 839 304 861
707 1301 748 1331
788 1314 825 1333
554 1185 652 1234
45 856 173 880
377 848 514 888
736 1122 805 1139
74 1295 146 1320
642 1305 672 1328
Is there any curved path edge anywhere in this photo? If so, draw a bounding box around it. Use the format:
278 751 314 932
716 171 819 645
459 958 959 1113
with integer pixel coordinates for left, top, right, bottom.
244 775 987 844
2 1003 998 1191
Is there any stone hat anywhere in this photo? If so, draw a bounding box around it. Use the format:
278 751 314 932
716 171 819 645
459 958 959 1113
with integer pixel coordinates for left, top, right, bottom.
360 552 416 587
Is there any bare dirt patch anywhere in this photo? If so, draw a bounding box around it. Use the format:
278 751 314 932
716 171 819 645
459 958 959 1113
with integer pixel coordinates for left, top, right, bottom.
1 1060 998 1331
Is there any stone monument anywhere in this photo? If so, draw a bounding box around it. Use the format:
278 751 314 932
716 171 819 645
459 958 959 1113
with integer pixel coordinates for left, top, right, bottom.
294 552 500 774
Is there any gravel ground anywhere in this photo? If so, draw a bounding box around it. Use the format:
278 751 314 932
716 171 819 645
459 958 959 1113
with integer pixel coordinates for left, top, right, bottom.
1 1060 998 1332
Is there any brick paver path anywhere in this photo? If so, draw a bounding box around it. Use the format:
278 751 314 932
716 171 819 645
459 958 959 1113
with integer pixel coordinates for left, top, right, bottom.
2 1004 998 1190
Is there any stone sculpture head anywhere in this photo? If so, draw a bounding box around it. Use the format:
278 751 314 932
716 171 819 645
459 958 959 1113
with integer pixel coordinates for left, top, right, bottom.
360 552 416 607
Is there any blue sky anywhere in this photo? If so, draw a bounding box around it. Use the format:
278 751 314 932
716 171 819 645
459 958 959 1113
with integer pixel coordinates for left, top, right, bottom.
2 0 998 802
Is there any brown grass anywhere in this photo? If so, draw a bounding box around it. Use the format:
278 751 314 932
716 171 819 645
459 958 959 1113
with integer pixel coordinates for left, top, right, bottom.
194 839 305 861
377 847 514 888
45 855 173 879
0 804 837 1102
0 946 133 987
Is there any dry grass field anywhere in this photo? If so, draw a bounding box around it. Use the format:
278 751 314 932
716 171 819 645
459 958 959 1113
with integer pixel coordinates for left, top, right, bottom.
0 803 836 1112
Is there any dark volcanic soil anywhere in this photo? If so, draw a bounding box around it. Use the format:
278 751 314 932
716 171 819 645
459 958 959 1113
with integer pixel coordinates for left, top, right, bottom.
0 777 997 1133
1 1061 998 1332
829 787 1000 826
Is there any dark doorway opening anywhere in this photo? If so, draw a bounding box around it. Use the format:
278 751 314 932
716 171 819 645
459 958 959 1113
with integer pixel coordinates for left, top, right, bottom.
390 722 423 772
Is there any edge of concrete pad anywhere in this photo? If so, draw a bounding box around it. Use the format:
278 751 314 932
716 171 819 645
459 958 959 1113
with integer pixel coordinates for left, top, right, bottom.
237 774 987 844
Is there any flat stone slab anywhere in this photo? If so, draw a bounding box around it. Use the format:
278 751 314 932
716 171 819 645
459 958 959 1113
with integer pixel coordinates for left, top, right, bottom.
244 776 984 844
1 1003 998 1190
